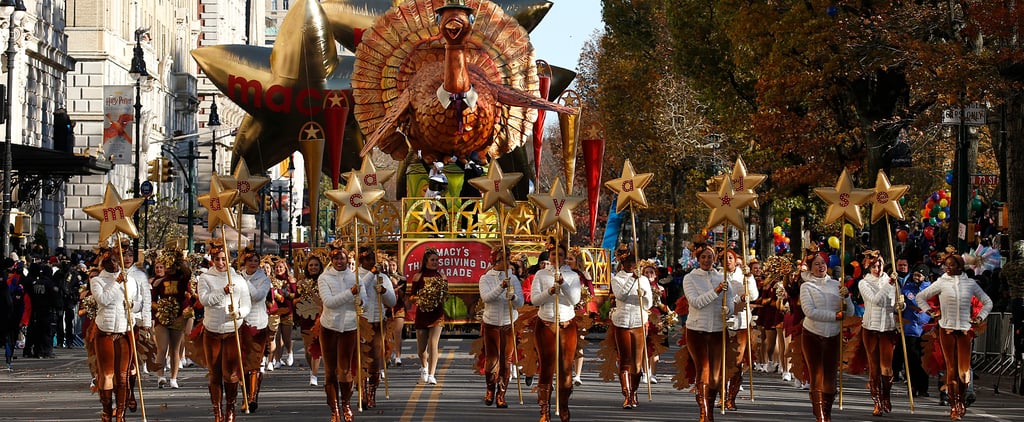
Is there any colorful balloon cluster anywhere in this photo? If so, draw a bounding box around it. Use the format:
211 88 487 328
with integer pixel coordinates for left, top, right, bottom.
772 218 792 253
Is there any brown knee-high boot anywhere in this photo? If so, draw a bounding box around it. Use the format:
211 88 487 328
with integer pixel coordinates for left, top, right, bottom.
325 382 340 422
697 383 715 422
870 376 883 416
557 386 572 422
224 382 238 422
340 382 354 422
724 370 741 411
485 372 496 406
809 391 824 422
619 371 632 409
126 374 137 412
114 381 128 422
822 391 836 422
495 373 509 408
948 382 962 421
99 390 114 422
209 382 223 422
629 373 640 408
366 374 380 409
537 384 552 422
881 374 894 414
247 371 263 412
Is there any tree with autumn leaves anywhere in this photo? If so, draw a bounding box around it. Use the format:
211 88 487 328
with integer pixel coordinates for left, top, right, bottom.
577 0 1021 261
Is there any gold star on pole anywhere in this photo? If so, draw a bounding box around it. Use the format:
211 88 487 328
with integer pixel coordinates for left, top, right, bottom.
219 161 270 210
468 160 522 211
342 154 395 191
696 177 756 229
528 178 585 233
326 173 385 226
604 159 654 213
814 169 874 228
869 169 910 224
712 156 767 208
198 175 240 232
83 182 145 240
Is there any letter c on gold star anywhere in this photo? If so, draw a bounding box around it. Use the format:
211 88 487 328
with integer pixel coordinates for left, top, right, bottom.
327 175 385 226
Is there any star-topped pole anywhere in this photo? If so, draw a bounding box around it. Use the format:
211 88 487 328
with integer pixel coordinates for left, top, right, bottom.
712 156 768 209
84 183 145 241
528 177 585 234
198 175 240 232
218 161 270 211
870 168 916 412
814 169 874 229
604 159 654 214
326 172 385 227
468 160 523 212
696 177 757 230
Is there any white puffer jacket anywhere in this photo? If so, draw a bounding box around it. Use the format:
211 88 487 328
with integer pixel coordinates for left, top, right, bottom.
127 265 152 328
917 273 993 331
241 267 271 330
198 267 251 334
859 272 898 332
91 269 144 334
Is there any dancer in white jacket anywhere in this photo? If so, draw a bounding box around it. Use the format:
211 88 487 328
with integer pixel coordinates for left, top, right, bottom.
91 245 145 422
478 246 524 408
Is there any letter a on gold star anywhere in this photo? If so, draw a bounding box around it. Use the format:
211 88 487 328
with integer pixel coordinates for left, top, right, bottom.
343 155 395 191
327 174 385 226
814 169 874 228
528 178 584 233
83 182 145 241
696 177 756 229
219 161 270 210
198 175 240 232
869 169 910 224
468 160 522 211
604 159 653 213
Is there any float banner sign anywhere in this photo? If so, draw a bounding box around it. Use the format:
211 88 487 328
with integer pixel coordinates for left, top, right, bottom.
401 239 498 293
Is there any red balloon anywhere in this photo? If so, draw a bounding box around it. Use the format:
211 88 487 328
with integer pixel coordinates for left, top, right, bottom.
896 229 908 242
922 209 930 218
923 226 935 240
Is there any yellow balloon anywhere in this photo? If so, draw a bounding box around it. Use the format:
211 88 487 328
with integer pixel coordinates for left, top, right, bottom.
828 236 840 249
774 226 783 234
939 198 949 208
843 223 855 238
938 211 947 220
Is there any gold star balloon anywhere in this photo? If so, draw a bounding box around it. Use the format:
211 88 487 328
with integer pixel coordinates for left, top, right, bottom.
218 161 270 210
83 182 145 240
468 160 522 211
712 156 767 208
604 159 654 213
342 154 395 191
696 177 756 229
198 175 240 232
326 173 385 226
528 178 585 233
814 169 874 228
869 169 910 224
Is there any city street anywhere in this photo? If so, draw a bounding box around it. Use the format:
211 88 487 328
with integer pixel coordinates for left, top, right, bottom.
1 332 1020 422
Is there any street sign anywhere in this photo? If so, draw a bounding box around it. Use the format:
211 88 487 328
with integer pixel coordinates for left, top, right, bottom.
140 180 154 197
941 104 987 126
177 216 202 225
970 174 998 186
144 198 156 206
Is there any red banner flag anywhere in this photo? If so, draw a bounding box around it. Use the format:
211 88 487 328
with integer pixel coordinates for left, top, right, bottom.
533 60 551 182
582 136 605 242
322 90 350 189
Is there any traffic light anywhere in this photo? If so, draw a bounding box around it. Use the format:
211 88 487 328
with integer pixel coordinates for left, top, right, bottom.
147 159 160 182
160 158 175 182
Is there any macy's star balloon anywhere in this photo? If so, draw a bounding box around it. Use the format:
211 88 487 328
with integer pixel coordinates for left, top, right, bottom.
327 173 385 226
814 169 874 228
697 177 756 229
528 178 584 233
604 159 653 214
83 183 145 240
712 156 767 209
198 175 240 232
869 169 910 224
218 161 270 210
468 160 523 211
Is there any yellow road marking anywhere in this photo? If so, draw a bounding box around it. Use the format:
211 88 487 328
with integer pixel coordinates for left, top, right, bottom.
423 350 455 421
400 350 454 421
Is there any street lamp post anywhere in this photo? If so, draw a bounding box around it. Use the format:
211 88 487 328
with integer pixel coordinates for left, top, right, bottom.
208 98 221 174
286 158 294 261
129 28 148 252
0 0 25 258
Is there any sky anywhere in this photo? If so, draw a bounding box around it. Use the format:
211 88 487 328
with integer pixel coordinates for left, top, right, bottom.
527 1 604 78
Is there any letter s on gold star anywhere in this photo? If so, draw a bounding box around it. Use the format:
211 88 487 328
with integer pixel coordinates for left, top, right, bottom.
870 170 909 224
814 169 874 228
83 182 145 241
528 178 584 233
199 175 240 232
468 160 522 211
327 175 385 226
697 177 756 229
604 159 653 213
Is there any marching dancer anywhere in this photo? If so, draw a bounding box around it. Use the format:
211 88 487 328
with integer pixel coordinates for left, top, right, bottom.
531 242 581 421
683 245 736 422
722 249 758 410
357 246 396 408
609 247 652 409
858 250 900 416
800 252 854 422
478 246 524 408
237 247 271 411
318 243 363 422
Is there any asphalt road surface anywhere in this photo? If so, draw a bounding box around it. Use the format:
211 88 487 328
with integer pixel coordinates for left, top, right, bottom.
1 333 1021 421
